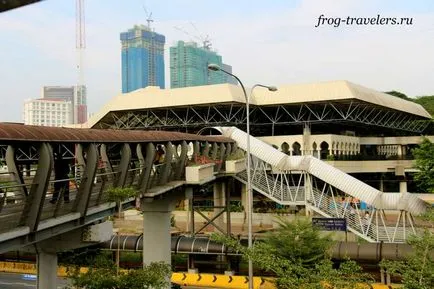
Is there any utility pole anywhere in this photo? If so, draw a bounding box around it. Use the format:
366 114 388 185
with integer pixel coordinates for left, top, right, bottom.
75 0 86 124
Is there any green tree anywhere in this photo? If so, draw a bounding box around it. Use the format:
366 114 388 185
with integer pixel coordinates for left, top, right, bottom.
105 186 138 275
67 254 171 289
212 218 372 289
385 90 410 100
413 138 434 193
381 208 434 289
414 95 434 117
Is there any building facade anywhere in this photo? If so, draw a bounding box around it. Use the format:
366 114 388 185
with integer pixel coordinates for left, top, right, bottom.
23 85 87 126
41 85 87 124
23 98 72 127
120 25 165 93
170 41 232 88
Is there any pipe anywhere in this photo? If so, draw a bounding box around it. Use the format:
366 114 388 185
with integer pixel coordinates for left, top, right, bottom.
101 235 430 261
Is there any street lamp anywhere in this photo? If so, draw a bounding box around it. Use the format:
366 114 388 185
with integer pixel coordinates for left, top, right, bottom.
208 63 277 289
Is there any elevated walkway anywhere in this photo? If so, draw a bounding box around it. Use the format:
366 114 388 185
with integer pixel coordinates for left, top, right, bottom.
219 127 429 243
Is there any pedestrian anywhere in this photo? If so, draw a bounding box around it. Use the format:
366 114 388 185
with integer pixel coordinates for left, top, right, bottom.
154 145 165 165
50 155 70 204
363 212 370 234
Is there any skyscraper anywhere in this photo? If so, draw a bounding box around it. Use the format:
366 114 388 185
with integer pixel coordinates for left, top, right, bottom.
120 25 165 93
170 41 233 88
41 85 87 124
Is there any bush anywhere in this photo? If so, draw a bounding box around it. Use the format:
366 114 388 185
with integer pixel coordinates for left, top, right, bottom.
105 187 137 203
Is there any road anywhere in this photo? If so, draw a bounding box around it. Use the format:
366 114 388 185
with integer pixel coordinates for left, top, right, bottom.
0 272 68 289
0 272 216 289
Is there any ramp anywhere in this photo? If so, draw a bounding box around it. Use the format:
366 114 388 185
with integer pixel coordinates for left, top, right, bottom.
218 127 428 243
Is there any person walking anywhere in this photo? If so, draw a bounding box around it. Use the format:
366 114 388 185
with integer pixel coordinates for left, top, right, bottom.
363 212 370 234
50 156 70 204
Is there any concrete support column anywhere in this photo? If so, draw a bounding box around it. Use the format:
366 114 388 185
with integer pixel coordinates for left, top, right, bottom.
241 183 248 231
303 124 311 155
379 174 384 192
397 145 403 158
213 181 225 232
399 181 407 194
185 187 193 235
141 198 177 266
37 250 57 289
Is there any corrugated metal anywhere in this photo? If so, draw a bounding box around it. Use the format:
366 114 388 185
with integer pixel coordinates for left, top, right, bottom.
307 157 381 206
0 123 232 143
219 126 427 215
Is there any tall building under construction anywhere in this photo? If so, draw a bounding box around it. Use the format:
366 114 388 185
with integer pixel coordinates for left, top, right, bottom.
170 41 233 88
120 25 166 93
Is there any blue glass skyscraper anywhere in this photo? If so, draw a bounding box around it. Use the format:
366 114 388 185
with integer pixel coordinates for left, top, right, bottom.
120 25 165 93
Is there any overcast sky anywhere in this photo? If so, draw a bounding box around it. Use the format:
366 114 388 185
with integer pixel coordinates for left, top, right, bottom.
1 0 433 122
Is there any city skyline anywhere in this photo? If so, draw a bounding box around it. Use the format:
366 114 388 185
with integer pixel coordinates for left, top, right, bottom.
1 0 434 122
170 40 231 88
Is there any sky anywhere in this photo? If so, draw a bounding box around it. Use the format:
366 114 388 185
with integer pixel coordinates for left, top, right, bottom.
1 0 434 122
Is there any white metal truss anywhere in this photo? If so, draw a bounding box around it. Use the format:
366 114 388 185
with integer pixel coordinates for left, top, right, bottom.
220 126 428 243
94 101 430 134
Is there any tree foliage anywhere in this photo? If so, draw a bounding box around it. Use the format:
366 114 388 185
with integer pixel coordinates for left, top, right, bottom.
414 95 434 117
67 254 171 289
212 218 372 289
381 208 434 289
105 187 137 203
385 91 410 100
412 138 434 193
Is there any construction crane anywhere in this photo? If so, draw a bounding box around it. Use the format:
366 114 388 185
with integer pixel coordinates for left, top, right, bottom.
75 0 86 124
143 5 154 29
173 23 212 50
143 5 156 86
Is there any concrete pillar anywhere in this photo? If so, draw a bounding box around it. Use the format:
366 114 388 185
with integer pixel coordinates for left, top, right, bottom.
37 251 57 289
379 175 384 192
399 181 407 194
241 184 247 231
141 199 176 266
213 181 225 232
185 187 193 235
303 124 311 155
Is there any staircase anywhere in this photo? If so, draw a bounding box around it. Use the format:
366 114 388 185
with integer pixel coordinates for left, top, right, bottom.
218 126 426 243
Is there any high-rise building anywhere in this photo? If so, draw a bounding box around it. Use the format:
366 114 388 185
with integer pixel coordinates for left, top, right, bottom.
74 85 87 124
23 98 73 127
23 85 87 126
221 63 238 85
42 86 74 101
120 25 165 93
41 85 87 124
170 41 233 88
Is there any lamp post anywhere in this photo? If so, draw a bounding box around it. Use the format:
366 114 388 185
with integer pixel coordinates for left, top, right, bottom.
208 64 277 289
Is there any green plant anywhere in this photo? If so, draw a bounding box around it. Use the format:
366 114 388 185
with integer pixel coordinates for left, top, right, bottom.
67 254 171 289
105 187 137 203
230 203 244 212
413 138 434 193
326 154 335 161
380 208 434 289
212 218 373 289
170 215 176 227
226 149 245 161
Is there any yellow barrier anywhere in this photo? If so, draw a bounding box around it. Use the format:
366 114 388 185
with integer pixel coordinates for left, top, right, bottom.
171 273 402 289
0 261 402 288
172 272 275 289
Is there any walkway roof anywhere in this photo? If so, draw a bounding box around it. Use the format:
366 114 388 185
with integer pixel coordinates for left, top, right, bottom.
0 123 232 143
87 80 431 128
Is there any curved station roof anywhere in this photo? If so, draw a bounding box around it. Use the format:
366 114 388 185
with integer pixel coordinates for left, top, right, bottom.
87 80 431 135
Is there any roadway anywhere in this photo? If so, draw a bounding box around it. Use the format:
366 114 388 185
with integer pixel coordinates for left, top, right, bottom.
0 273 209 289
0 272 68 289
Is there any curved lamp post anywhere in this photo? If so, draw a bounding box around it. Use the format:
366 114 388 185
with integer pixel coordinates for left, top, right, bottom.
208 63 277 289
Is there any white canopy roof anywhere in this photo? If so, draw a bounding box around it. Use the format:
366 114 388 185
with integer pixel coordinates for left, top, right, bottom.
87 80 431 128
